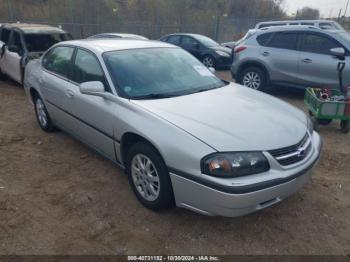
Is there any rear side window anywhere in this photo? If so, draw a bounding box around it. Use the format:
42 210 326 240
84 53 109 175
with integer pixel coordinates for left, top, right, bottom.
267 32 298 50
299 33 342 55
167 35 181 45
42 46 74 78
1 28 11 44
256 33 273 46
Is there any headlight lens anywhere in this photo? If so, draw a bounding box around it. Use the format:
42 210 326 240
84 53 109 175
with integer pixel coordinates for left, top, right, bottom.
201 152 270 178
216 50 231 57
307 117 314 134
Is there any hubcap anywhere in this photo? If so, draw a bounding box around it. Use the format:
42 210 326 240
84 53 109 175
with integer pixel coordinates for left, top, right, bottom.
242 72 261 90
36 99 48 127
203 57 214 68
131 154 160 201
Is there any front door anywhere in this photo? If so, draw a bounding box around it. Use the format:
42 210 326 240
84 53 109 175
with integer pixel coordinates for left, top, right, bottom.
297 32 349 89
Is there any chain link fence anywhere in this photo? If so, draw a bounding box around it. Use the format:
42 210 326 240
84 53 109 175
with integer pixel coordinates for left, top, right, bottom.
0 0 346 43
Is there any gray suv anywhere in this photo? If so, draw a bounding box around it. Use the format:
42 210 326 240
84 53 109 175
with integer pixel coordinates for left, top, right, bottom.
231 26 350 91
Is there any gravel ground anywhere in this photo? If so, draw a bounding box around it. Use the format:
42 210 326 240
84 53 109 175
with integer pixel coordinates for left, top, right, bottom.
0 72 349 255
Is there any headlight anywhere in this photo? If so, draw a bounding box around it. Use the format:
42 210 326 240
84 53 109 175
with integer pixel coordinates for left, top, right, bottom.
215 50 231 57
201 152 270 178
307 117 314 134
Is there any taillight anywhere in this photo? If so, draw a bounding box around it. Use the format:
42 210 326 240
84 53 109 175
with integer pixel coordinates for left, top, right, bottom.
234 46 247 53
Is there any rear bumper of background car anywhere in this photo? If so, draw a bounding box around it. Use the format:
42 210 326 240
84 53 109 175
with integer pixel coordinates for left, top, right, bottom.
170 132 322 217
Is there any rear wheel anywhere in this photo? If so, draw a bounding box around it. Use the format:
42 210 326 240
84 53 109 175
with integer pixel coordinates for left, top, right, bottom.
240 66 267 91
34 95 55 132
126 142 174 211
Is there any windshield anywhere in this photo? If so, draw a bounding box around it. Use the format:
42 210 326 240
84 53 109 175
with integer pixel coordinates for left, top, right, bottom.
194 35 220 47
24 33 71 52
104 48 226 99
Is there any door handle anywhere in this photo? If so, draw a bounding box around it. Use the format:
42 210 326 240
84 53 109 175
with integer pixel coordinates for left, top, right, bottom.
262 51 270 56
65 89 75 98
302 58 313 64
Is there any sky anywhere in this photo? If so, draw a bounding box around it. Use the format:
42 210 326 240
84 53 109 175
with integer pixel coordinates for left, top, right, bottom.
284 0 350 18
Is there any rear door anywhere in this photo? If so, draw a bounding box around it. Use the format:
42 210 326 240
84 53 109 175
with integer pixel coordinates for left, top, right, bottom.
259 31 300 84
1 30 24 83
297 32 345 88
41 46 76 127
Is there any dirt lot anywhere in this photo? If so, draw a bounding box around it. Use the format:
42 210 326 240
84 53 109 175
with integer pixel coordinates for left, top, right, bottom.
0 71 349 255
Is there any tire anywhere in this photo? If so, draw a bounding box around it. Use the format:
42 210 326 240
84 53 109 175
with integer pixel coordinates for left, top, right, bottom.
33 94 55 132
202 55 216 69
239 66 268 91
126 142 174 211
340 120 349 134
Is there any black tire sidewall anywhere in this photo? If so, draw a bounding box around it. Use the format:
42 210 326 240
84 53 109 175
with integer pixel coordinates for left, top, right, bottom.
34 95 54 132
240 67 267 91
126 142 174 211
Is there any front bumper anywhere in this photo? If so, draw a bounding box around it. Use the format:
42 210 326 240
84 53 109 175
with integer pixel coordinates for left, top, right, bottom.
170 132 322 217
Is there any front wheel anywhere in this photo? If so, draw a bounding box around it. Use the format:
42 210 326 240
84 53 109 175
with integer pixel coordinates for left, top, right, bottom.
34 95 55 132
126 142 174 211
240 67 268 91
202 55 216 69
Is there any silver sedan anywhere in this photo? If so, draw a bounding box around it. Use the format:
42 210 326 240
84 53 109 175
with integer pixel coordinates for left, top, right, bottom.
24 39 322 217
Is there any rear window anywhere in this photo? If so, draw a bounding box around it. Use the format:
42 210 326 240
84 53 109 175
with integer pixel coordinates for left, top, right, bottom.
267 32 298 50
24 33 70 52
256 33 273 46
258 23 286 29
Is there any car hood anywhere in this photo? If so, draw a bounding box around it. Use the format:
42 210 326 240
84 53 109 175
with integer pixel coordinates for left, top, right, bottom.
210 45 232 54
132 83 307 152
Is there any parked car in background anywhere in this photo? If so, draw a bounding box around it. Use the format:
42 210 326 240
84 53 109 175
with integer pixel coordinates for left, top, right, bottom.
255 20 344 30
24 39 322 217
0 23 71 84
88 33 148 40
231 26 350 91
160 33 232 69
222 29 257 49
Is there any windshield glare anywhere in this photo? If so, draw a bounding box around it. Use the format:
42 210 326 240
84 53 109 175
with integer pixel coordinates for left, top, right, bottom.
194 35 220 47
104 48 225 99
24 33 70 52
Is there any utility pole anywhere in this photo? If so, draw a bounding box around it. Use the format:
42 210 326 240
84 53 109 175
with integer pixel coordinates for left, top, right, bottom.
345 0 350 17
6 0 14 22
338 8 343 21
214 7 220 41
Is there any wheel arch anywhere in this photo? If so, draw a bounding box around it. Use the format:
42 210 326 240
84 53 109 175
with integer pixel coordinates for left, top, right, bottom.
120 132 165 168
29 87 40 103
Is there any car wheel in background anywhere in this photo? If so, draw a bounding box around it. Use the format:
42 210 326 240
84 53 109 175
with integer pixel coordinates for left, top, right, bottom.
34 95 55 132
240 67 267 91
126 142 174 211
202 55 216 69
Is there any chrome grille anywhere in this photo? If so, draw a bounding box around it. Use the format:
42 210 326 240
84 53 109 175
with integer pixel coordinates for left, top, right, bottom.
269 134 312 166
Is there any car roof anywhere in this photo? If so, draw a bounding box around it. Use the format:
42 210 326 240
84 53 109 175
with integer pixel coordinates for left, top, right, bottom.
91 33 148 39
256 25 345 34
59 39 176 53
257 20 338 25
3 23 66 34
164 33 208 38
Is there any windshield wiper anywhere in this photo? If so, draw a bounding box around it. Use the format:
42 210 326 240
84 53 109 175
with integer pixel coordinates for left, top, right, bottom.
130 93 179 100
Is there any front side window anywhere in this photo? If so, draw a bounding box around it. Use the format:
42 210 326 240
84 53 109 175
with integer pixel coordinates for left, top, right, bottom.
181 36 198 49
267 32 298 50
299 33 342 55
73 49 106 85
104 48 226 99
24 33 70 53
42 46 74 78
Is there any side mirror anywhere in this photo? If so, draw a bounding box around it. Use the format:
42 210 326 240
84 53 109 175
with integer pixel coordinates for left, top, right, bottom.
80 81 105 96
330 47 346 60
208 67 216 74
8 45 21 54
